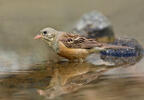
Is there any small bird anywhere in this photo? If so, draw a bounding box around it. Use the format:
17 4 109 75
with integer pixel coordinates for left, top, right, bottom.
34 27 133 62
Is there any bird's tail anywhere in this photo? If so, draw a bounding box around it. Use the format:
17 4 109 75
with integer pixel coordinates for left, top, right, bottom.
89 44 134 56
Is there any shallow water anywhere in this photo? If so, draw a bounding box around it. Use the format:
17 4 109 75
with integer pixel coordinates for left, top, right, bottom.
0 0 144 100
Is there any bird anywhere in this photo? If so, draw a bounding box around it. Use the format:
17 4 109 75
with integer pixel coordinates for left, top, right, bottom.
34 27 133 62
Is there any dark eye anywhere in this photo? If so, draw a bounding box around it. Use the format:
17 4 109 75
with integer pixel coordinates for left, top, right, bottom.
43 31 47 35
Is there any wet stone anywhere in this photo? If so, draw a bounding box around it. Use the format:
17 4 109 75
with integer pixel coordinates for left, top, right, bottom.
73 11 114 42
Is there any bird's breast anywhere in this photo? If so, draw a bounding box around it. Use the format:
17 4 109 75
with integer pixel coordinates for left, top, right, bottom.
57 42 89 60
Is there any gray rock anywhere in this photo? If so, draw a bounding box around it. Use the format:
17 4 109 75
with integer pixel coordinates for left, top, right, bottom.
73 11 114 42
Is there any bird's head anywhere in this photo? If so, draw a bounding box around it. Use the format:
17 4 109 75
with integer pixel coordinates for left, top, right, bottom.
34 27 57 45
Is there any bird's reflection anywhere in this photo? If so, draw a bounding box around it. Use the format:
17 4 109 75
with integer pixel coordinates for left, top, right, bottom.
0 61 115 99
34 61 114 99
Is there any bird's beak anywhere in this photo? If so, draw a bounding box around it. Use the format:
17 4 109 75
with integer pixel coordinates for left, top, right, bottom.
34 34 42 39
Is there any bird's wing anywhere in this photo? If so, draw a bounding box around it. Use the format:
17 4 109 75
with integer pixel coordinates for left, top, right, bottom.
58 32 134 50
59 33 103 49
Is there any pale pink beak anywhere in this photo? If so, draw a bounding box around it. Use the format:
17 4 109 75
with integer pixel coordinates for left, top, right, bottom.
34 34 42 39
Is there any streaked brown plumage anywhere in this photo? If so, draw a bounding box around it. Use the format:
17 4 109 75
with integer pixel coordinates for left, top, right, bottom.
34 27 133 62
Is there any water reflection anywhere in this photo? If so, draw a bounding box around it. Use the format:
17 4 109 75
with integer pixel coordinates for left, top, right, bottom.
0 58 144 100
0 61 114 99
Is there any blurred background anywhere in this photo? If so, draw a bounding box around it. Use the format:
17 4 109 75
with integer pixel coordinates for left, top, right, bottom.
0 0 144 100
0 0 144 66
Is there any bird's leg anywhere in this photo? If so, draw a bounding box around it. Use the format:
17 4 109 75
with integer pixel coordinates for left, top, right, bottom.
69 59 84 63
78 58 84 63
69 59 75 63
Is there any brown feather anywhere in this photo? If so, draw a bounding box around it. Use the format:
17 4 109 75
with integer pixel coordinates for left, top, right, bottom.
59 33 103 49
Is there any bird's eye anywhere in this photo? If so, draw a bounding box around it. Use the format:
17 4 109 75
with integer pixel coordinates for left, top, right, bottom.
43 31 47 35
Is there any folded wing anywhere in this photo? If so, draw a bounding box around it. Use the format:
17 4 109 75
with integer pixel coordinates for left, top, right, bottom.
59 33 103 49
59 33 133 51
